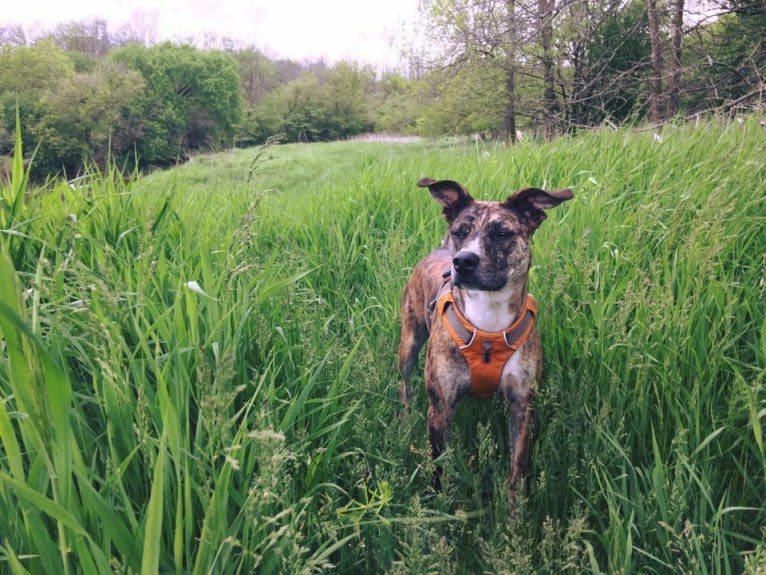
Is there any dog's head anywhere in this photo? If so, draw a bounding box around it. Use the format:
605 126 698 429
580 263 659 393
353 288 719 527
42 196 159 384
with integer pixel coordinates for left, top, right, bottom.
418 178 573 291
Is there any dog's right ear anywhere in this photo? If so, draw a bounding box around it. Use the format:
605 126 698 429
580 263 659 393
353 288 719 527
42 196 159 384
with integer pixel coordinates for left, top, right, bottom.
417 178 474 222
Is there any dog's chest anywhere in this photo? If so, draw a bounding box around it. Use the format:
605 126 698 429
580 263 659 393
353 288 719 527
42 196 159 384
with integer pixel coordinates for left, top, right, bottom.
460 288 519 332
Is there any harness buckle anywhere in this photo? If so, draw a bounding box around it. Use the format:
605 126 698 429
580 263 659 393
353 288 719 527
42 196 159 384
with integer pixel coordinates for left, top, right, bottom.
482 340 492 363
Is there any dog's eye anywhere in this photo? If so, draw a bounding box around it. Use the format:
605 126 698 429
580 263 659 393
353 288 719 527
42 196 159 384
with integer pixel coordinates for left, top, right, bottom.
491 227 513 240
452 226 470 239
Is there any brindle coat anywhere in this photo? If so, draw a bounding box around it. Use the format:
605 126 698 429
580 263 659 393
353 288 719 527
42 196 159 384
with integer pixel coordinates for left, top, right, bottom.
398 178 573 505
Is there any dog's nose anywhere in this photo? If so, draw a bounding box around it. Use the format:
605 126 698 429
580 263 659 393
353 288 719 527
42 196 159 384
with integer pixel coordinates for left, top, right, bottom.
453 251 480 274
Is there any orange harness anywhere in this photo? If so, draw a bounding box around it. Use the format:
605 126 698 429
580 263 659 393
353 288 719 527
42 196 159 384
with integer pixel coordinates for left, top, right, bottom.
435 291 538 399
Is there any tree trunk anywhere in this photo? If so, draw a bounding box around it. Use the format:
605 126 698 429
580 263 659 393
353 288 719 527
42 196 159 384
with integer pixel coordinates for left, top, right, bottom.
539 0 558 136
504 0 518 143
567 0 591 131
668 0 684 116
646 0 665 122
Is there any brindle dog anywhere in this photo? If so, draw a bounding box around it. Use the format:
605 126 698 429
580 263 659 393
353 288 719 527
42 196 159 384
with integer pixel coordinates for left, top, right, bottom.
399 178 572 505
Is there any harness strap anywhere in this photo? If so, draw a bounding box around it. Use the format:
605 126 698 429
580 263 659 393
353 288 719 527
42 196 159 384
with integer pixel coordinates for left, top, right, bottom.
437 291 537 399
503 305 535 348
443 304 473 345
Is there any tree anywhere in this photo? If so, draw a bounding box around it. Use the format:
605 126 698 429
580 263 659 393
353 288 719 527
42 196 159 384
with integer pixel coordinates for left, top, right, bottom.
0 40 78 174
233 48 280 106
109 43 242 164
0 25 27 46
574 1 650 125
372 73 423 134
416 0 600 139
0 39 74 94
539 0 559 135
415 0 523 140
646 0 667 122
669 0 685 115
417 57 507 136
259 74 329 142
247 62 375 144
687 1 765 112
503 0 519 141
320 61 375 138
116 10 159 47
48 19 113 58
44 62 145 166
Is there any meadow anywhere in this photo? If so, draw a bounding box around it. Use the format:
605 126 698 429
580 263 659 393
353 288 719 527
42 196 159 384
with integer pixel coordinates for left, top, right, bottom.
0 119 764 574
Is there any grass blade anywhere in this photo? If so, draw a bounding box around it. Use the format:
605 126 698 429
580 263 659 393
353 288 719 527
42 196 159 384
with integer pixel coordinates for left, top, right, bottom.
142 431 168 574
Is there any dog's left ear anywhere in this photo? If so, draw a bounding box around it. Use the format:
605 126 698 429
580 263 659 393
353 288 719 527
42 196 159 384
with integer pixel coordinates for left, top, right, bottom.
502 187 573 232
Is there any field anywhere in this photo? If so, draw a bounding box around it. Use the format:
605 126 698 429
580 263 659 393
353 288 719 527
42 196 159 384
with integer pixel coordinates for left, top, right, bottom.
1 120 765 574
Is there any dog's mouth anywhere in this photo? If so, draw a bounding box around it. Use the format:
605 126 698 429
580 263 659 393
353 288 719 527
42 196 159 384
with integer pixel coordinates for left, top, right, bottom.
451 268 507 291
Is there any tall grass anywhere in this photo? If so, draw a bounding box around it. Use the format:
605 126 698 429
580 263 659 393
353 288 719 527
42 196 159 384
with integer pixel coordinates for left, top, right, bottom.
1 119 764 573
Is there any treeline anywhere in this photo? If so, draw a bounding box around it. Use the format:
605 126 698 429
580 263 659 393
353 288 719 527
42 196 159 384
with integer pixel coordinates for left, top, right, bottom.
412 0 765 140
1 0 764 178
0 20 417 178
0 40 242 177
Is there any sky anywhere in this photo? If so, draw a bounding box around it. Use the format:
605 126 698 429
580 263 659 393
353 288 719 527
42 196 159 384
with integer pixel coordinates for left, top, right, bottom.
1 0 421 69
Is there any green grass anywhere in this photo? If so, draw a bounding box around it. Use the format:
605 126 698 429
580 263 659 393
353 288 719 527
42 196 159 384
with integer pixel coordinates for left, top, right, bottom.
1 119 765 574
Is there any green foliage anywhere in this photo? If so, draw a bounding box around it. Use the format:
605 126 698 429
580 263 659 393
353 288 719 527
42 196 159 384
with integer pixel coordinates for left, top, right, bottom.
244 62 375 144
582 0 650 123
372 74 423 134
321 61 375 138
1 120 764 573
417 57 507 137
0 39 75 94
41 62 145 168
0 41 80 175
683 9 766 113
110 42 243 163
418 0 765 133
253 73 328 142
234 47 281 106
0 40 243 176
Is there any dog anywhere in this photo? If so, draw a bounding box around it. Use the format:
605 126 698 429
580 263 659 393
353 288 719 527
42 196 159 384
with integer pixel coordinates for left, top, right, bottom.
398 178 572 505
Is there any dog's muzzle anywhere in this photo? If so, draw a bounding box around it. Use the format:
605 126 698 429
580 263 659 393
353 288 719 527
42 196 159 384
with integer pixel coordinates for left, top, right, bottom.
453 250 479 275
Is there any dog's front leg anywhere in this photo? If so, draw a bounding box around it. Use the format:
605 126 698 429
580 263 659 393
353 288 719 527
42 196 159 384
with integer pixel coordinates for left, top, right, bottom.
505 391 534 507
398 282 430 409
426 390 455 491
425 359 467 491
424 333 469 491
398 323 427 408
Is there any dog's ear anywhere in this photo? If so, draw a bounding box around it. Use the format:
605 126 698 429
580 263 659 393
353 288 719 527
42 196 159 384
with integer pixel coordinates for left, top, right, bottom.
417 178 474 222
502 187 573 232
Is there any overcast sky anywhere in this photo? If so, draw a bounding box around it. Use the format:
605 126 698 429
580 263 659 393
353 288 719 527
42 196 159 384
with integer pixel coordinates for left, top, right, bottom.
2 0 420 69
